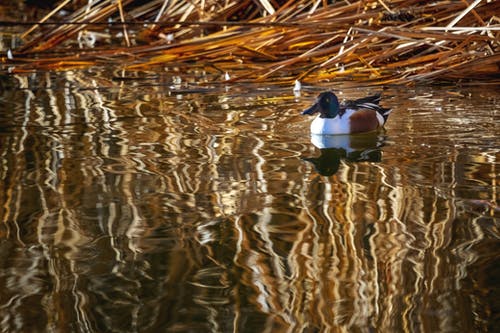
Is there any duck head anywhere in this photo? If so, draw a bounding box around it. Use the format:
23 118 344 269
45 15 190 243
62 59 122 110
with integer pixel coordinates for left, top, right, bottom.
302 91 340 118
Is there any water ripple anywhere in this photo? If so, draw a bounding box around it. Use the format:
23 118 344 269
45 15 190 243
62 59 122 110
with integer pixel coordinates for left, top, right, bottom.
0 72 498 332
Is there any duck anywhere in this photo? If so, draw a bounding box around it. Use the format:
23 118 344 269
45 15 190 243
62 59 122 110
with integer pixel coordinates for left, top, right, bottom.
302 91 391 135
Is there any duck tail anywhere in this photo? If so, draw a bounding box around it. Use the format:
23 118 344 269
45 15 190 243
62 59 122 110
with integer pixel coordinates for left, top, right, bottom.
378 107 392 122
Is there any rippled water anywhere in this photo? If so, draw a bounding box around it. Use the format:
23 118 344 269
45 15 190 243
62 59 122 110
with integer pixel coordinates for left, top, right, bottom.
0 70 498 332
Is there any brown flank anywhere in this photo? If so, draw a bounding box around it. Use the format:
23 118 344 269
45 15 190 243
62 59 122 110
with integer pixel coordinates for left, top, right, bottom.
349 111 380 134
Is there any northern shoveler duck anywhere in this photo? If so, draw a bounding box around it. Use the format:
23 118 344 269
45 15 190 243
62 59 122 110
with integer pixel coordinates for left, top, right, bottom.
302 91 391 135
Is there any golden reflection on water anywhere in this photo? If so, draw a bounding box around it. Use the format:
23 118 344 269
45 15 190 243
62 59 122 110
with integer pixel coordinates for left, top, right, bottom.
0 72 498 332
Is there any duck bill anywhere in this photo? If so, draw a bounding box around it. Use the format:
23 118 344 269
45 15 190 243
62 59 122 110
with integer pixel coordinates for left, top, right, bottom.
302 103 319 115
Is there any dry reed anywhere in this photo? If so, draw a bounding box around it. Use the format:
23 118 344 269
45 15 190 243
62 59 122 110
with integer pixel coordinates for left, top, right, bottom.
1 0 499 84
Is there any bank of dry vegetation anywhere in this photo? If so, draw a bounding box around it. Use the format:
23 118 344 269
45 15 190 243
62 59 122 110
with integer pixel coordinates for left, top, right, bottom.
1 0 499 84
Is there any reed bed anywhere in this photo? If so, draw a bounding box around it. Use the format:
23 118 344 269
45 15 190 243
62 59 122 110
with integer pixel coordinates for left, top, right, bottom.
1 0 499 84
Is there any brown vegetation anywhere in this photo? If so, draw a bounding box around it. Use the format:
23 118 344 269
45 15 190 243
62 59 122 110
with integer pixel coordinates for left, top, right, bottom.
1 0 499 84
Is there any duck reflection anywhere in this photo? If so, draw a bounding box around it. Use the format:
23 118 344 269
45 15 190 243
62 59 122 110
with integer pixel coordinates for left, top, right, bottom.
303 133 386 176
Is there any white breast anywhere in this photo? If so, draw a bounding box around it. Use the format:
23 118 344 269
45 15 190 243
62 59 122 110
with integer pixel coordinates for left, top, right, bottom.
310 110 354 135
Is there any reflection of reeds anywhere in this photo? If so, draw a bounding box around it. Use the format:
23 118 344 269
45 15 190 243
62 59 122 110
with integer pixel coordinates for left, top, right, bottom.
3 0 499 83
0 81 498 331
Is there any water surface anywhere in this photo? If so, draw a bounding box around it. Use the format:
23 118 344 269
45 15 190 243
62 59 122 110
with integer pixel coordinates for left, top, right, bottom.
0 71 498 332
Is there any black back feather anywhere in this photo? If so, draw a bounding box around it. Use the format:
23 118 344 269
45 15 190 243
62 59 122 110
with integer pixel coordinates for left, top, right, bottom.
340 93 391 121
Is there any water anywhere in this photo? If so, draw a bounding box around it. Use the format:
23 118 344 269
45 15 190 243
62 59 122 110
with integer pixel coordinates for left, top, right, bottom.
0 70 498 332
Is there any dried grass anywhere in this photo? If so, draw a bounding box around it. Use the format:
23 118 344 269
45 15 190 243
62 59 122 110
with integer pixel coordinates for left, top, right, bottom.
2 0 499 84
